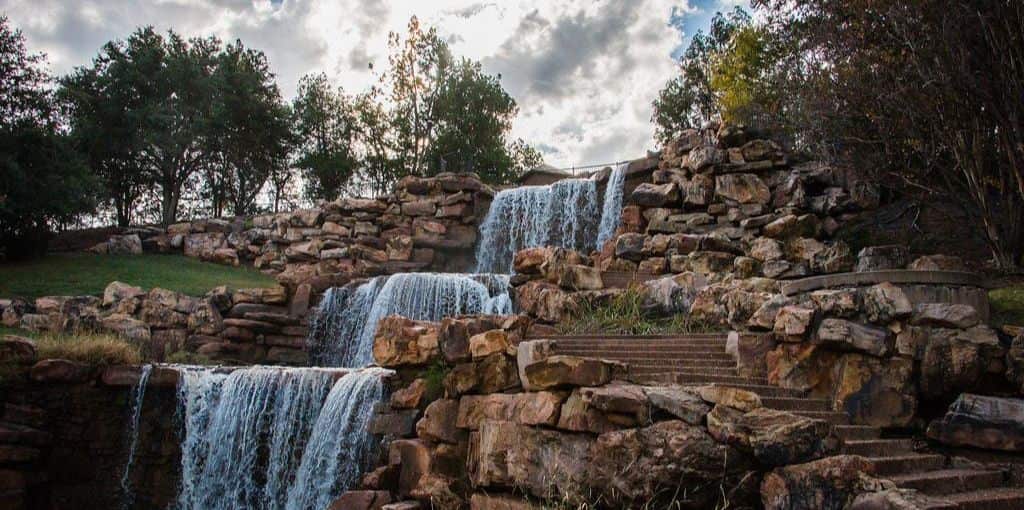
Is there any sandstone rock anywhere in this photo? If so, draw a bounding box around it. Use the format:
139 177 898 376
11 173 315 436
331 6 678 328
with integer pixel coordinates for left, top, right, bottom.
522 355 618 390
774 306 816 341
614 233 647 261
911 303 980 329
328 491 393 510
588 419 753 508
29 359 93 383
741 139 781 161
373 317 440 367
392 379 428 409
716 174 770 204
855 245 908 272
750 237 785 262
908 254 965 271
456 392 564 430
686 145 724 171
514 281 575 324
512 247 550 275
767 343 839 397
446 353 521 396
708 405 836 466
389 439 432 497
748 295 791 331
1007 335 1024 394
921 327 1008 400
369 406 419 437
809 289 860 318
696 384 762 412
516 340 556 392
816 319 892 357
810 241 854 274
832 354 916 427
557 388 639 433
640 272 707 314
469 330 511 360
102 281 145 307
469 494 537 510
644 385 710 425
926 393 1024 452
100 314 151 344
738 334 777 379
761 455 885 510
861 283 913 324
631 182 679 207
108 234 144 255
763 214 821 240
416 399 464 444
847 489 939 510
557 264 602 291
0 335 36 364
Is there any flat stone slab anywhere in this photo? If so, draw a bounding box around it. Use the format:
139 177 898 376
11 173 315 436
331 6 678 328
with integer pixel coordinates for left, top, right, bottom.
780 270 990 296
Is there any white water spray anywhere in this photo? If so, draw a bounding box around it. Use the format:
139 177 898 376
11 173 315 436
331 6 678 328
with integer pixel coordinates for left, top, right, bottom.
120 363 152 509
474 178 600 273
307 272 513 367
174 366 385 510
596 162 628 250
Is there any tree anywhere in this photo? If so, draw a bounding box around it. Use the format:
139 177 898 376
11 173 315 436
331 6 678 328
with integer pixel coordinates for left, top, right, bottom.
292 73 360 201
757 0 1024 268
427 59 519 182
652 7 753 144
0 17 96 258
209 40 291 216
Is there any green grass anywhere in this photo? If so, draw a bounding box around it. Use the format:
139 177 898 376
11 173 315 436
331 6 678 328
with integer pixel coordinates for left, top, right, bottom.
990 284 1024 327
0 253 276 299
556 288 721 336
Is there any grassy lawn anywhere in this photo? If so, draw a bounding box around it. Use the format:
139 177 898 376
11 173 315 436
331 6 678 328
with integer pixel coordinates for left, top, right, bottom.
990 284 1024 327
0 253 276 299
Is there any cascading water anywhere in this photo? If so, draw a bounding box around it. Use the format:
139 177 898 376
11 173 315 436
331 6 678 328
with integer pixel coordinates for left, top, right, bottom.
596 162 628 250
474 178 600 273
307 272 513 367
174 366 387 510
284 368 387 510
120 363 152 509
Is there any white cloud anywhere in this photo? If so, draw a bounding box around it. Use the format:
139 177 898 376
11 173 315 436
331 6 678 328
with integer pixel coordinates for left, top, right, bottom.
2 0 691 167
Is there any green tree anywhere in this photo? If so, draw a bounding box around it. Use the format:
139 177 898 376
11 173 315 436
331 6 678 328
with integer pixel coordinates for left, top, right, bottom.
0 17 97 259
208 40 292 216
292 73 360 201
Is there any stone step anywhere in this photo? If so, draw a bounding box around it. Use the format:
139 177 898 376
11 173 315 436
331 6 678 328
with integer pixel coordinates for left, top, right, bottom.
540 334 730 341
936 488 1024 510
555 347 729 355
834 425 880 440
628 375 807 397
555 350 734 361
890 469 1005 496
630 366 739 377
869 454 946 476
553 340 728 348
761 397 831 412
792 410 850 425
600 358 737 367
672 373 767 385
841 439 913 456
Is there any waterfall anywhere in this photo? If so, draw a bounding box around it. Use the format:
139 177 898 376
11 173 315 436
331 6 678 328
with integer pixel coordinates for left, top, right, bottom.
120 364 153 509
475 178 600 273
174 366 385 510
307 272 513 367
596 162 628 250
284 368 387 510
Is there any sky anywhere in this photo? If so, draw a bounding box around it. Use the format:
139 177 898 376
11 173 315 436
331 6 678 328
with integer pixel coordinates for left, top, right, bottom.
2 0 748 169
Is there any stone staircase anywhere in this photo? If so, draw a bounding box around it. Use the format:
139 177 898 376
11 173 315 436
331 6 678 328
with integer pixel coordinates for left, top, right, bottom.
543 334 1024 509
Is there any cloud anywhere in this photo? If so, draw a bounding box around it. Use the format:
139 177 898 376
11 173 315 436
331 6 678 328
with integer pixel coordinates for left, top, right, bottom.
3 0 698 167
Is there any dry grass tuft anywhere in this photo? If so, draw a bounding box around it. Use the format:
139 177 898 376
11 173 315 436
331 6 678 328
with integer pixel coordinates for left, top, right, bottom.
34 331 142 366
556 287 718 336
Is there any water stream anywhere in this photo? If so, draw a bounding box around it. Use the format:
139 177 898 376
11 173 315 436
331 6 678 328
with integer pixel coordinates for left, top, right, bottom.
120 363 153 509
474 178 600 273
596 162 628 250
307 272 512 367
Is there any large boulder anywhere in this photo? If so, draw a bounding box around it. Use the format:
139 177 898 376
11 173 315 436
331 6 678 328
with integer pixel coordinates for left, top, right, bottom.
521 355 620 390
815 319 892 358
0 335 37 364
926 393 1024 452
630 182 679 207
456 392 565 430
911 303 980 329
920 326 1006 400
715 174 770 204
373 317 440 367
831 354 916 427
644 385 710 425
761 455 889 510
640 272 707 314
415 399 464 444
861 283 913 324
707 406 837 466
855 245 908 272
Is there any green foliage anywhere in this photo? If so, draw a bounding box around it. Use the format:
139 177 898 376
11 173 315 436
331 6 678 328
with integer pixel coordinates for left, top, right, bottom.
0 253 275 299
990 284 1024 327
292 73 361 202
419 359 450 398
557 288 719 336
0 17 98 259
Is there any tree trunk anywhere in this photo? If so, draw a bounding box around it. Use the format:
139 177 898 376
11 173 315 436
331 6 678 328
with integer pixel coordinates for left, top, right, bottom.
161 184 179 226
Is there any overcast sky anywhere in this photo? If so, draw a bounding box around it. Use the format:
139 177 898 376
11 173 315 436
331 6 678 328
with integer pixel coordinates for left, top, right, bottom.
2 0 746 168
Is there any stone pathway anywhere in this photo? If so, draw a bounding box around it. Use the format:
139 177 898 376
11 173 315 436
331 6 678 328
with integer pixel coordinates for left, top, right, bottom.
542 333 1024 509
